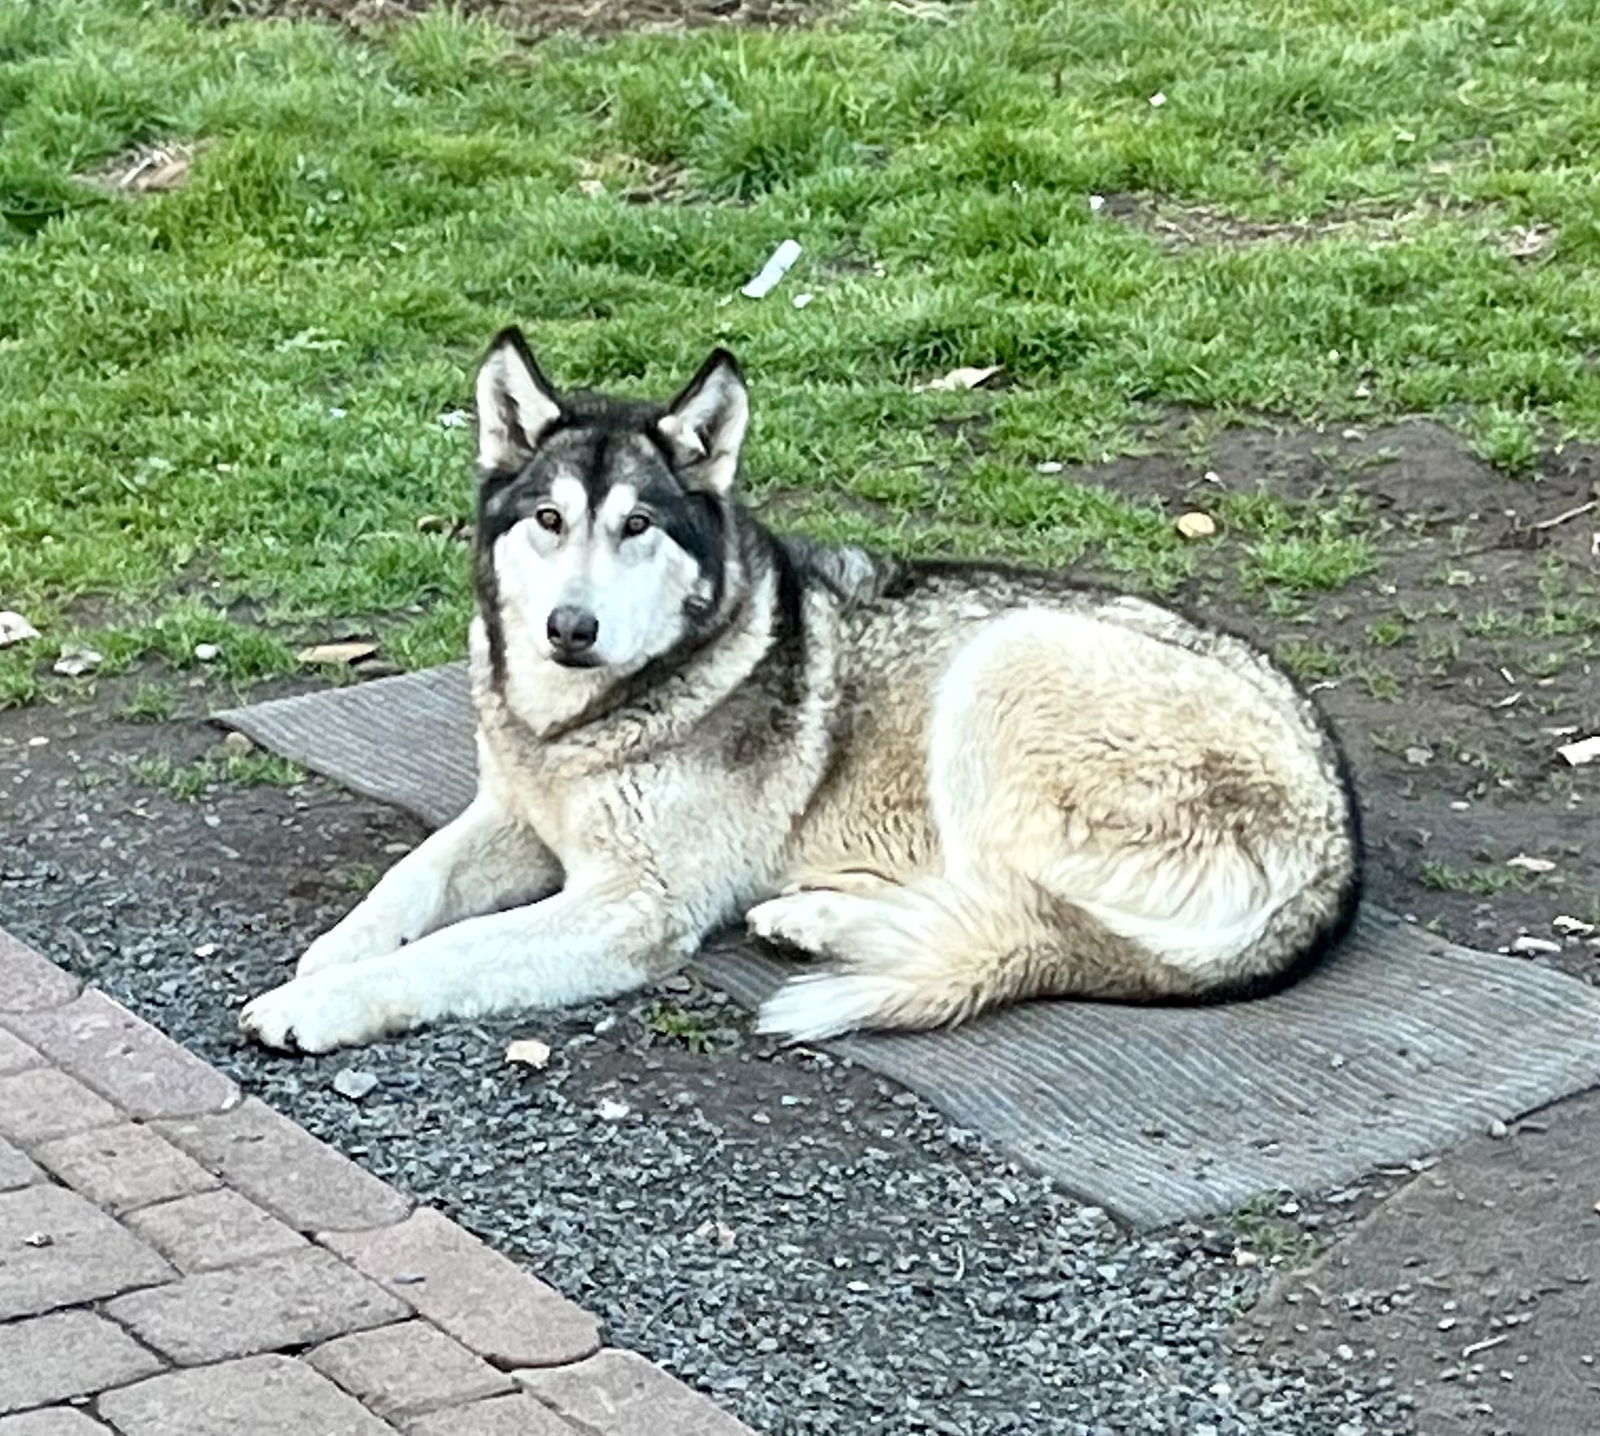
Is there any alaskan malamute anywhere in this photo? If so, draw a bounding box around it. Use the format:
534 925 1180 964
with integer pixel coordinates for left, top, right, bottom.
241 329 1361 1052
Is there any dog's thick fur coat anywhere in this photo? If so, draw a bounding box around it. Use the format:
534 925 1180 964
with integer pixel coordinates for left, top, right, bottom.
240 332 1361 1053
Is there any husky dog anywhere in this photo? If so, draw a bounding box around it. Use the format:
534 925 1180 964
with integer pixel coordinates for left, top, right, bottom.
240 329 1361 1053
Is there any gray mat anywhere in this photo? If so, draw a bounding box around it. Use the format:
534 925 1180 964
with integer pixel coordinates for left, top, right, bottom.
218 667 1600 1226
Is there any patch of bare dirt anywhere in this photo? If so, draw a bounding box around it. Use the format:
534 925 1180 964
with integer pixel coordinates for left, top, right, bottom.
1072 419 1600 980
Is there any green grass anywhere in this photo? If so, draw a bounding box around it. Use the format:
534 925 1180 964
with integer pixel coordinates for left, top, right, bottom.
1418 860 1533 896
3 0 1600 706
129 749 308 800
118 680 177 722
644 999 717 1053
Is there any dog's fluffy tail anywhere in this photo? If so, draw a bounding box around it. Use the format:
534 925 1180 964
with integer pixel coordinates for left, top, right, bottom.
753 877 1161 1042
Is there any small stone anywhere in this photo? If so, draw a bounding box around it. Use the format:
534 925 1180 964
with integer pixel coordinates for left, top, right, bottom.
596 1099 630 1122
1509 935 1562 957
1505 854 1555 873
332 1070 379 1102
1487 1119 1509 1139
504 1039 551 1071
1403 746 1433 767
1175 511 1217 540
1035 461 1064 474
222 731 254 757
193 643 221 663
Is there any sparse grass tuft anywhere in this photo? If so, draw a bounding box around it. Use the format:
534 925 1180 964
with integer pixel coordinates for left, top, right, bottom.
1418 861 1533 897
1466 406 1543 475
129 750 308 800
118 681 177 723
645 999 717 1053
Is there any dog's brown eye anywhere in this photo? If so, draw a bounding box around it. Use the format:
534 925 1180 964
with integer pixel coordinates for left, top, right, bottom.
534 507 563 534
622 514 651 538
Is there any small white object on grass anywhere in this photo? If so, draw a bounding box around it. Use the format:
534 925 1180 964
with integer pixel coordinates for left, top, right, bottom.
1557 734 1600 766
741 239 803 299
1505 854 1555 873
193 642 220 663
915 364 1003 393
0 612 40 648
792 292 813 309
53 645 103 677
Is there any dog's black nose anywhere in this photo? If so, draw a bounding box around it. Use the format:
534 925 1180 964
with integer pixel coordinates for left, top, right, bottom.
547 605 599 657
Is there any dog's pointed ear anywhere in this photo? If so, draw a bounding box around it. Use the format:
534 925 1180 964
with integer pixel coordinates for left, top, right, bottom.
475 328 561 472
657 349 748 495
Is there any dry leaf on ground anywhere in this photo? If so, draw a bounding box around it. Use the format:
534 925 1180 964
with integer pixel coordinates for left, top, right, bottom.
296 640 378 666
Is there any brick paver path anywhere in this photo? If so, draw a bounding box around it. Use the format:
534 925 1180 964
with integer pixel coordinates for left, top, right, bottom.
0 929 758 1435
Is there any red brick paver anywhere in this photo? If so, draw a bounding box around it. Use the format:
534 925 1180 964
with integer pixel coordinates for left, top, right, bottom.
0 1412 114 1435
0 1030 41 1077
98 1355 394 1436
123 1187 307 1272
0 928 758 1436
518 1349 758 1436
0 1310 163 1413
0 1139 40 1193
0 1184 173 1320
307 1320 514 1420
0 1068 118 1148
407 1393 575 1436
105 1247 408 1365
322 1208 601 1369
0 933 80 1012
33 1123 219 1216
2 992 238 1120
153 1098 412 1232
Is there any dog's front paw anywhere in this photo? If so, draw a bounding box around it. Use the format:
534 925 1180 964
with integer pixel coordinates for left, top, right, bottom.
239 971 407 1054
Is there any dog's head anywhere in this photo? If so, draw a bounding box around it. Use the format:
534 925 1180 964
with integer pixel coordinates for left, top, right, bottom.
473 328 748 675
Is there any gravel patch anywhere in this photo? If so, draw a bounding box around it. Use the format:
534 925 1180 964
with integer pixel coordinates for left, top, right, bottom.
1 705 1410 1435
